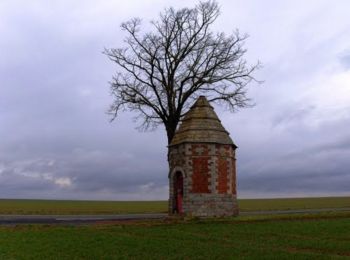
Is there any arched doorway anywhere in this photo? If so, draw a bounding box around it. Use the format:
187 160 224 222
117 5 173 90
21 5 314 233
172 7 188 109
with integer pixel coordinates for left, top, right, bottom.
173 171 184 214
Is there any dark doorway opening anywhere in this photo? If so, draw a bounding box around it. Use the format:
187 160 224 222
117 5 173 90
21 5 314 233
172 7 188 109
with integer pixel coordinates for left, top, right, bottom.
173 171 184 214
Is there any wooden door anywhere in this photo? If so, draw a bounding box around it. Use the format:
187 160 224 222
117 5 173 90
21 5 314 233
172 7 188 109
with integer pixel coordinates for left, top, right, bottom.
174 172 183 214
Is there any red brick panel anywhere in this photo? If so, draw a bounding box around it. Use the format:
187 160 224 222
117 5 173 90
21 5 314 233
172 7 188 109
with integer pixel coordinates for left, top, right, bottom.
217 158 229 194
191 157 210 193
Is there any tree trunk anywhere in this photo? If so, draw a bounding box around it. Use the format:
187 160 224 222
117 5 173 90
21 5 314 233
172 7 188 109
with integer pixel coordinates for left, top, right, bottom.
165 120 179 166
165 119 178 145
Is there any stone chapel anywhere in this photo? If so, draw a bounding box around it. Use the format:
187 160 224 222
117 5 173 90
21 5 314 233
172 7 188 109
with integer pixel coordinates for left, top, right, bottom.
168 96 239 217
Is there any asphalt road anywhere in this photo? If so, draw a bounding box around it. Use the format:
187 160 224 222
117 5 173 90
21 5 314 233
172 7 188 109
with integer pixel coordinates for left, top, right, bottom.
1 208 349 225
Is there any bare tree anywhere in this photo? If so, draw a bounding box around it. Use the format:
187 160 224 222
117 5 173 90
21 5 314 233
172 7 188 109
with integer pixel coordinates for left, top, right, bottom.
105 1 260 145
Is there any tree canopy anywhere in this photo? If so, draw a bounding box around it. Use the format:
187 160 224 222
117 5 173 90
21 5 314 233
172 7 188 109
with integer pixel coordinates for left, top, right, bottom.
105 1 260 144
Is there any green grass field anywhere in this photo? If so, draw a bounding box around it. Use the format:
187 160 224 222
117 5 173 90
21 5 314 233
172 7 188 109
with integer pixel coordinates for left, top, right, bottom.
239 196 350 211
0 212 349 259
0 200 166 215
0 196 349 215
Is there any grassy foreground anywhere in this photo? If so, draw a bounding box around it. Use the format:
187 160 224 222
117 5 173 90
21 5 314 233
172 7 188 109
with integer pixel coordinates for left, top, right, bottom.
0 213 349 259
0 197 349 215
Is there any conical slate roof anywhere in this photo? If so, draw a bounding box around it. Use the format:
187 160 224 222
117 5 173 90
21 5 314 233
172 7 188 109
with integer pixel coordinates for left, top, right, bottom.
170 96 236 147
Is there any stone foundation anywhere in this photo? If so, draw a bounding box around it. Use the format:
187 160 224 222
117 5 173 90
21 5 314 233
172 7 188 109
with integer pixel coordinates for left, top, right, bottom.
184 194 239 217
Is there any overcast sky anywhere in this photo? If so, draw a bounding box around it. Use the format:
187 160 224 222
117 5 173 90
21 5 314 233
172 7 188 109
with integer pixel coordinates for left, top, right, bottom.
1 0 350 200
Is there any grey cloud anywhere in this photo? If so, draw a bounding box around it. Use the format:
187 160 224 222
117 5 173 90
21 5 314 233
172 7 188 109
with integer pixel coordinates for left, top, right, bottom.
235 107 350 198
0 146 168 199
339 52 350 69
308 136 350 154
272 105 316 128
238 145 350 196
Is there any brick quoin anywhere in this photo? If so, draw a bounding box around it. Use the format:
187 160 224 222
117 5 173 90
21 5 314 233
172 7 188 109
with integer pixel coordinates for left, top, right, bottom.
191 157 210 193
231 158 237 195
192 144 209 156
215 144 231 157
217 158 229 194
